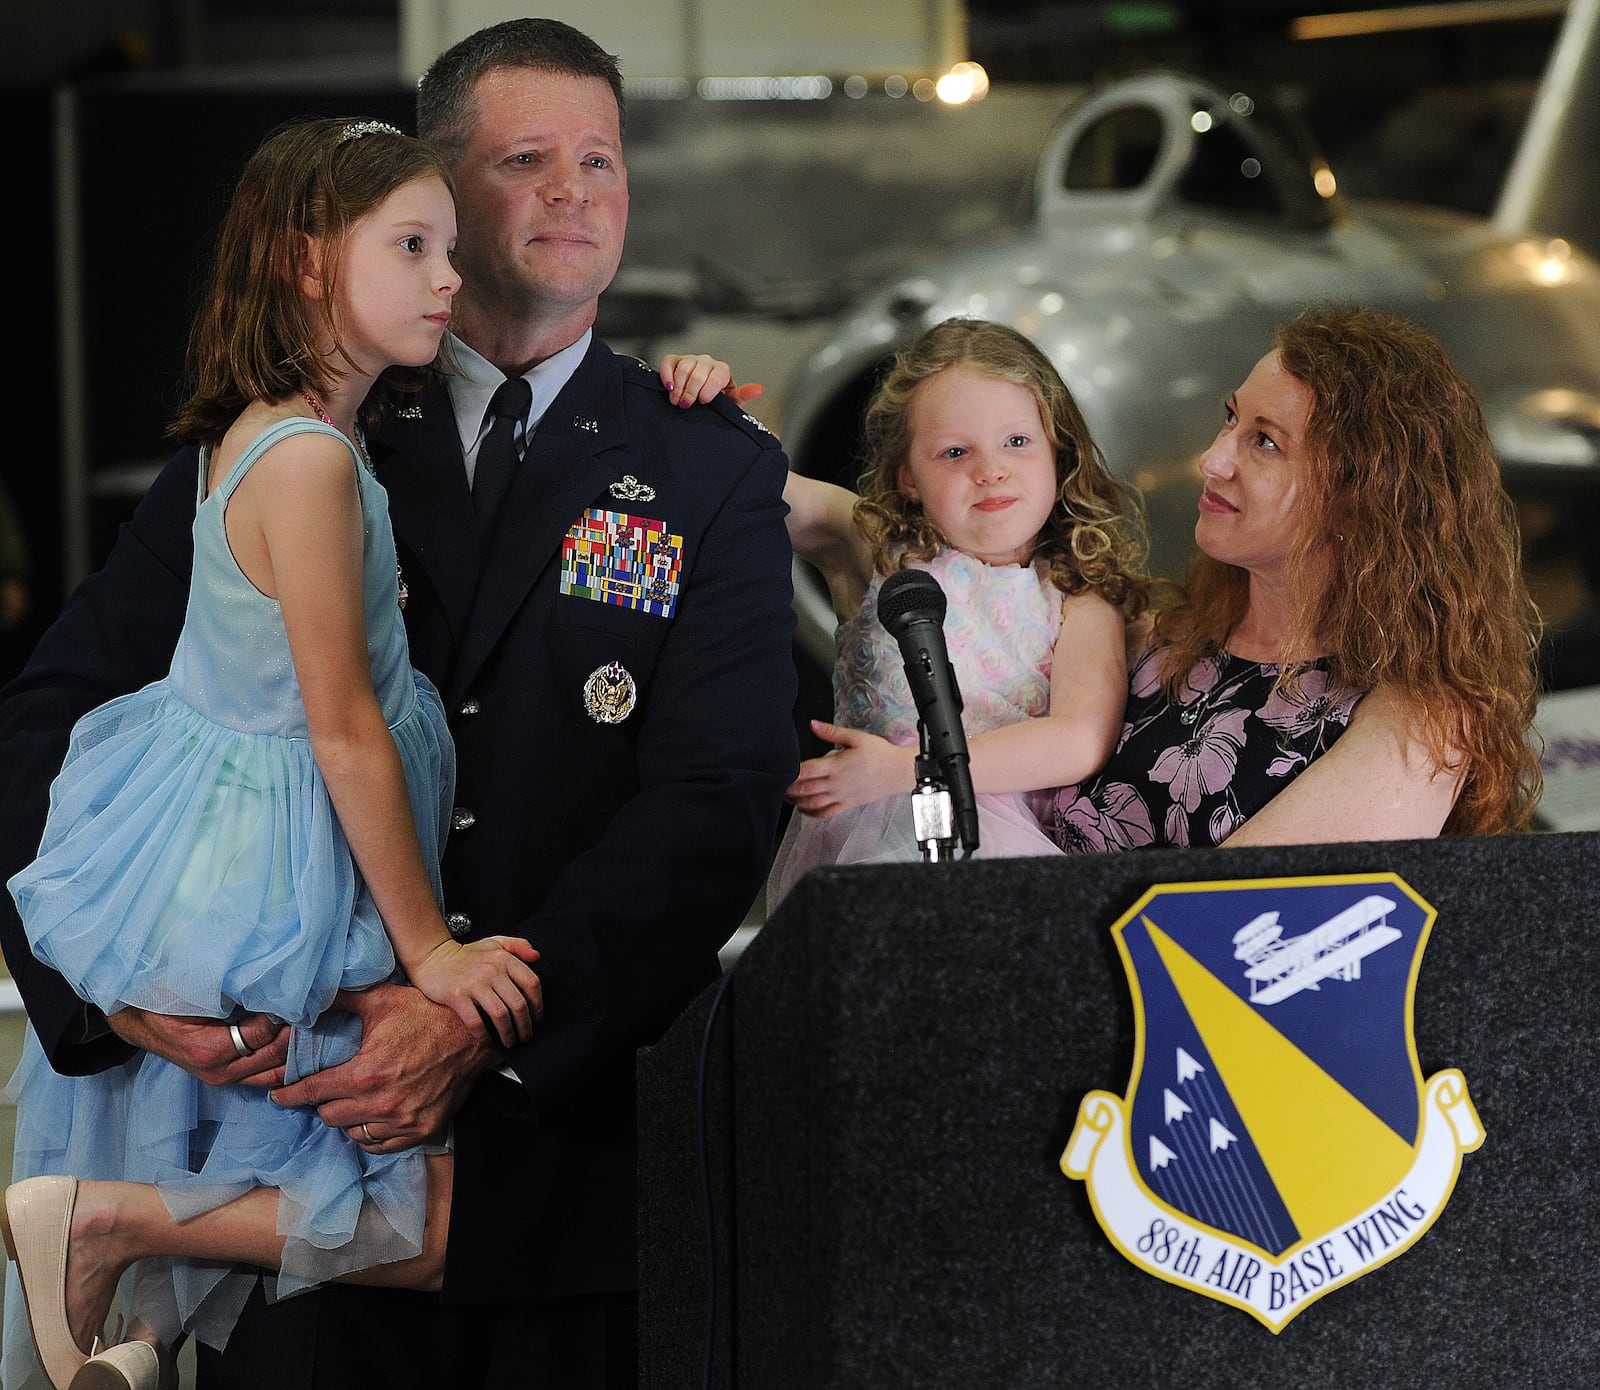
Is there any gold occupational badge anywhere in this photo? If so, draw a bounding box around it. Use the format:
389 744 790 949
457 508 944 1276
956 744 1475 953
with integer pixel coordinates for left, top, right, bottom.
583 662 637 724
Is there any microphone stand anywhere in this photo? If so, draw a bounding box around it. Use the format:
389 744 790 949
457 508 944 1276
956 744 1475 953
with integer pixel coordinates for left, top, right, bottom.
910 721 958 862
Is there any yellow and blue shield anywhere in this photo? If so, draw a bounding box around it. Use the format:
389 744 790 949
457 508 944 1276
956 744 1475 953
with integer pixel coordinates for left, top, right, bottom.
1063 873 1483 1331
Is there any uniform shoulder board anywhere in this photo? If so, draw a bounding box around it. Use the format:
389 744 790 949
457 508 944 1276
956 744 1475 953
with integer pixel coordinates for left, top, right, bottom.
622 352 781 446
704 390 782 448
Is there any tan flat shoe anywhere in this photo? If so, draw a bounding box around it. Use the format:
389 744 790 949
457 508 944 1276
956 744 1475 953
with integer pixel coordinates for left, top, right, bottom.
0 1175 92 1389
70 1339 164 1390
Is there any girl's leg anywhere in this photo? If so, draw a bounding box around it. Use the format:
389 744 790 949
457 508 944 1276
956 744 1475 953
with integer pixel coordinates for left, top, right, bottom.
337 1151 452 1290
61 1153 452 1355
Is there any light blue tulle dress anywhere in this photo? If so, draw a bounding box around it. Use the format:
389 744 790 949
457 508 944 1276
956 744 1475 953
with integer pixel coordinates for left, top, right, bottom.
3 418 453 1383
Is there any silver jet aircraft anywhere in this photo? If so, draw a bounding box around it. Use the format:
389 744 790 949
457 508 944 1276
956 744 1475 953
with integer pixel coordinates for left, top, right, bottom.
779 0 1600 687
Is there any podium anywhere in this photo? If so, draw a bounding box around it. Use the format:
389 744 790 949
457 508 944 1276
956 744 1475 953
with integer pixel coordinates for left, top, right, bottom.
638 834 1600 1387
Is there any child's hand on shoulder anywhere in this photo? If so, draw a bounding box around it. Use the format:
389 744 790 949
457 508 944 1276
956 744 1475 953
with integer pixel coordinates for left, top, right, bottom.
408 935 542 1048
658 353 764 409
786 721 916 818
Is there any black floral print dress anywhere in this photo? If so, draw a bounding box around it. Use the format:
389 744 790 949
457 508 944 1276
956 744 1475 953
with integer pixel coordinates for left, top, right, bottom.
1038 640 1364 852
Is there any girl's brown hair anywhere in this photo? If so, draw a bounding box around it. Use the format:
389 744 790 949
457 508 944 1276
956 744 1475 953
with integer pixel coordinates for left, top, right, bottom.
171 117 453 445
1155 306 1542 833
853 318 1149 610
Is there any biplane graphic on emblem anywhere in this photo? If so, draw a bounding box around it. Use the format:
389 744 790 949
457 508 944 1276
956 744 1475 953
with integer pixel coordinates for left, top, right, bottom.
1062 873 1483 1331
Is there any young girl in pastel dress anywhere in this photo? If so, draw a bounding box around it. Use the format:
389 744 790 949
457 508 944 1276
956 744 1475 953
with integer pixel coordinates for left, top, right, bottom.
0 119 547 1390
768 318 1149 907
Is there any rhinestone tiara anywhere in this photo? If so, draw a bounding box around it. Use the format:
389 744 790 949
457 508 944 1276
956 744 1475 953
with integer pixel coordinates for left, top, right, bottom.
338 119 404 144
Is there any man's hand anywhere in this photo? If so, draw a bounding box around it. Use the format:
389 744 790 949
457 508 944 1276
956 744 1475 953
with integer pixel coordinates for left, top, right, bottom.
107 1007 289 1088
269 983 500 1152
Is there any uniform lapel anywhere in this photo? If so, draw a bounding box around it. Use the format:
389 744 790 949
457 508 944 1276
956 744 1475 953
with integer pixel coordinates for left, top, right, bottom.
371 378 480 660
452 341 629 701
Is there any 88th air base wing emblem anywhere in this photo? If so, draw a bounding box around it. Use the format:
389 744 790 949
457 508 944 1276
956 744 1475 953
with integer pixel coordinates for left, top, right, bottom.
1063 873 1483 1331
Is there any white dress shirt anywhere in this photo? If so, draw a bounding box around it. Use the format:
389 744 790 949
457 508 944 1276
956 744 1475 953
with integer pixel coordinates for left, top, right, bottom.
445 330 593 487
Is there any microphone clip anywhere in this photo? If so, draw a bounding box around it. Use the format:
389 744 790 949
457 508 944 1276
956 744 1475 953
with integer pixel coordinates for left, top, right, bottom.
911 732 958 862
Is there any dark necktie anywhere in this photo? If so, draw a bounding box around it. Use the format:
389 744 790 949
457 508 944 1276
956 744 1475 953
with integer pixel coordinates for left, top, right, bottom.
473 375 533 540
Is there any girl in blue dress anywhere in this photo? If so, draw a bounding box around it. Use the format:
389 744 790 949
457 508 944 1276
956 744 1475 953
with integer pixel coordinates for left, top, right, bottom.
0 118 543 1390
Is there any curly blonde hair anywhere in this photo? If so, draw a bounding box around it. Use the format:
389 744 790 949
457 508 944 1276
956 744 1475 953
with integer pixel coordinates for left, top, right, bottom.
853 318 1148 609
1155 306 1542 833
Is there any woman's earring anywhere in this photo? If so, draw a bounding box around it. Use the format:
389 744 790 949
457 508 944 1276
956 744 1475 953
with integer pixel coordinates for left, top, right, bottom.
1334 532 1346 542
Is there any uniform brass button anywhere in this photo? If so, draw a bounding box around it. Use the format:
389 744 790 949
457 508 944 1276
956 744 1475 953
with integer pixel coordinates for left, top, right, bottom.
451 807 477 831
445 912 473 939
458 698 481 716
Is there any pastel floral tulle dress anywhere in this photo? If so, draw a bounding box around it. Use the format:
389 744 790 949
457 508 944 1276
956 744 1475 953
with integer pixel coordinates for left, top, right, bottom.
767 549 1064 908
3 418 452 1386
1038 640 1363 852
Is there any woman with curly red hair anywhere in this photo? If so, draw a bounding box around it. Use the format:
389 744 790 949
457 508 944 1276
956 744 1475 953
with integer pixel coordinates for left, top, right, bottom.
1041 306 1541 852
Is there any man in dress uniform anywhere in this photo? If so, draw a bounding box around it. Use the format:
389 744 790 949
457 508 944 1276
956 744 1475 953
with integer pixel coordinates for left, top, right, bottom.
0 18 796 1388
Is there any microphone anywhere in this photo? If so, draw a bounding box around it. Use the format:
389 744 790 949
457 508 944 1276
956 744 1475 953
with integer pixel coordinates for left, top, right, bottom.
877 569 980 854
